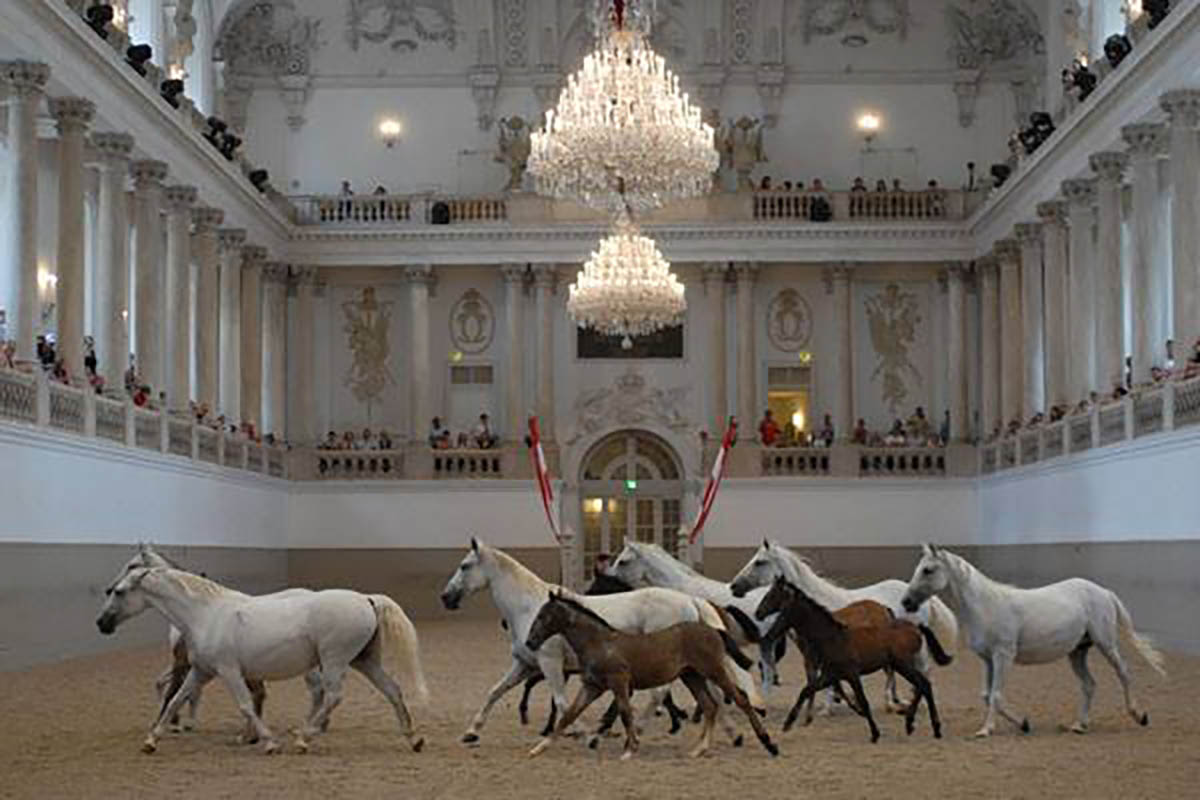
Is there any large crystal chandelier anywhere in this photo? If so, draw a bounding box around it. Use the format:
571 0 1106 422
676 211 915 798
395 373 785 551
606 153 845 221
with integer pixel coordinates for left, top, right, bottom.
567 216 686 348
528 0 718 215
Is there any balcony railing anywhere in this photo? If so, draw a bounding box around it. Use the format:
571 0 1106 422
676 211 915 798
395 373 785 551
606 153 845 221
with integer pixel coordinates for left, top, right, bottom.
433 449 504 478
315 450 404 479
761 447 831 476
290 194 508 226
860 447 947 477
0 366 286 478
980 377 1200 474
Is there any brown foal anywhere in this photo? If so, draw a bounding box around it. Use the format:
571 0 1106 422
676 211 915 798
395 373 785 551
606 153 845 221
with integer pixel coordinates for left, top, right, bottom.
525 592 779 760
755 576 950 742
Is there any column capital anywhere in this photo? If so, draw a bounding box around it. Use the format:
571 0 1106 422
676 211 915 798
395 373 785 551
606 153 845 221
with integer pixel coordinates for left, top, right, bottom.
262 262 290 283
49 96 95 134
406 264 435 285
994 238 1020 266
131 159 169 190
532 264 558 288
1121 122 1167 157
1159 88 1200 127
1014 222 1043 246
164 184 198 212
218 228 247 252
1 60 50 98
975 253 998 274
292 266 320 286
1036 200 1068 225
733 261 760 282
701 262 729 279
821 264 853 294
501 263 529 284
91 131 135 164
1089 151 1129 183
191 206 225 233
242 244 268 268
946 261 969 281
1061 177 1096 206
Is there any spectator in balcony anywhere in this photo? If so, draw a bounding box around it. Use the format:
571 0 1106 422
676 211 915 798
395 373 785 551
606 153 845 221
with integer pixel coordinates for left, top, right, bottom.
359 428 378 450
429 417 451 448
907 406 930 440
378 430 394 450
781 181 792 192
132 384 149 408
1186 338 1200 377
758 409 781 447
851 418 868 444
874 179 888 192
1110 383 1128 401
83 336 98 376
340 180 354 196
2 339 15 370
320 431 338 450
474 413 498 449
940 410 950 444
341 430 356 450
818 414 834 447
759 176 773 191
373 185 387 195
37 336 55 369
1150 365 1168 384
809 178 828 196
124 355 139 396
52 357 69 384
884 420 906 446
892 178 904 191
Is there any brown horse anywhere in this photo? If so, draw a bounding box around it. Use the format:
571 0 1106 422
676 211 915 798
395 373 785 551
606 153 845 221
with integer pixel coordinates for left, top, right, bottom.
525 592 779 760
755 576 949 742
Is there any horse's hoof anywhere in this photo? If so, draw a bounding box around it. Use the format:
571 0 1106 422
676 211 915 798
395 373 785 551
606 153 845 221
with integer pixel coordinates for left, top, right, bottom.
168 724 183 734
870 732 880 743
732 734 744 748
461 732 479 745
782 715 797 733
905 720 915 736
933 728 942 739
319 721 330 734
587 736 599 750
765 741 779 757
688 747 707 759
263 741 281 755
619 751 635 761
527 740 549 759
973 728 992 739
181 720 196 732
1139 712 1150 727
294 739 310 754
1020 719 1031 734
411 737 425 753
141 739 157 755
1069 722 1089 735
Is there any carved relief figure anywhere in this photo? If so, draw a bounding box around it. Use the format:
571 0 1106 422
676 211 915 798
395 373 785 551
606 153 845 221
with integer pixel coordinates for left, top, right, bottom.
865 283 922 413
216 2 322 78
797 0 910 46
719 116 767 192
565 368 690 444
345 0 458 52
946 0 1044 69
495 116 531 192
450 289 495 354
342 287 395 412
767 289 813 353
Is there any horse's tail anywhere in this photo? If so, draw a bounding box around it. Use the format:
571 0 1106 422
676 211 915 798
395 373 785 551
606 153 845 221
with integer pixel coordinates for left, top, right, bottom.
370 594 430 703
918 625 953 666
719 629 754 670
721 605 761 644
924 596 959 661
1111 591 1167 677
723 653 766 714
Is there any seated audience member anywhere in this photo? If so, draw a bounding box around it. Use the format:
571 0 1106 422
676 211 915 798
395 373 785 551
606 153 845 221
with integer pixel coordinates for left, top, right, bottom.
874 179 888 192
818 414 835 446
133 384 149 407
781 181 793 192
1048 405 1066 422
429 417 446 448
927 179 940 189
52 358 69 383
851 177 867 192
360 428 378 450
1028 412 1045 427
759 176 773 191
341 430 356 450
884 420 906 446
892 178 903 191
782 418 797 445
1187 338 1200 377
321 431 338 450
809 178 828 196
456 431 469 449
1150 365 1168 383
758 409 781 446
473 413 498 449
851 418 868 444
378 430 393 449
373 185 387 195
907 406 930 439
2 339 15 369
1110 383 1128 400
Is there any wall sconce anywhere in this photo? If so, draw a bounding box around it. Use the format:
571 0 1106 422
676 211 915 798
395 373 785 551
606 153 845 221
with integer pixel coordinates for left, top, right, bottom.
1122 0 1143 22
379 118 402 149
857 112 881 148
168 64 187 82
37 268 58 295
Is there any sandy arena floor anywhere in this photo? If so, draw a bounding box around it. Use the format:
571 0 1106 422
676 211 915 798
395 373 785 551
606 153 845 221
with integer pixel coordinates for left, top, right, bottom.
2 617 1198 799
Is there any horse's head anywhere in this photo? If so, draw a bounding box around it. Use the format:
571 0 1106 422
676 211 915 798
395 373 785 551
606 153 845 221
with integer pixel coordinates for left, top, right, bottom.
606 542 656 587
96 567 154 634
440 537 489 610
104 542 169 595
525 592 571 651
754 574 794 620
902 543 950 613
731 538 783 597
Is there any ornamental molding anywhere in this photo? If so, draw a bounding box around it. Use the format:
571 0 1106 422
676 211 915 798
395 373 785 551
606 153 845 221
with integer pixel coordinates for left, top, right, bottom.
345 0 458 53
449 288 496 354
797 1 909 46
766 289 814 353
945 0 1043 71
564 368 691 446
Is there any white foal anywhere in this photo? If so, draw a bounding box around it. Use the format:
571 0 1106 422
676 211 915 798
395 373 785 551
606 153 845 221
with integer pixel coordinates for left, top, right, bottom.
901 544 1166 737
97 567 428 755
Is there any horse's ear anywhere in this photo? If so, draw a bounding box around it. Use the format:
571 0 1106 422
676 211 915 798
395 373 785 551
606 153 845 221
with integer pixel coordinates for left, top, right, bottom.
762 537 769 549
928 543 941 557
921 542 933 556
470 536 479 552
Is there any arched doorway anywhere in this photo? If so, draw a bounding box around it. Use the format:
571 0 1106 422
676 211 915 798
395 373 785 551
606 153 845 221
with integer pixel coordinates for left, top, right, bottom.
579 430 683 574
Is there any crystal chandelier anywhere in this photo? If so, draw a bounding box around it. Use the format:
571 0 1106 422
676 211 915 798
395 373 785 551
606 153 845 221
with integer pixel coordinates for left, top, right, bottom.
527 0 719 215
567 217 686 348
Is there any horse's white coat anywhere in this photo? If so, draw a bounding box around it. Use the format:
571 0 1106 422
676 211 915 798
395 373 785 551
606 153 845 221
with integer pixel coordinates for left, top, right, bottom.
901 544 1166 737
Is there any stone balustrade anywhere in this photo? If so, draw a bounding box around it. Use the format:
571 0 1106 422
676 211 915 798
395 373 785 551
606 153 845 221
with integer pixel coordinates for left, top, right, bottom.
858 447 947 477
0 366 287 478
760 447 832 476
290 193 509 226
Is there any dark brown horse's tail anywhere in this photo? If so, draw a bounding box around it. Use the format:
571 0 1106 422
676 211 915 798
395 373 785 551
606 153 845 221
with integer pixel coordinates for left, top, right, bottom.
719 629 755 671
919 624 953 666
722 605 761 644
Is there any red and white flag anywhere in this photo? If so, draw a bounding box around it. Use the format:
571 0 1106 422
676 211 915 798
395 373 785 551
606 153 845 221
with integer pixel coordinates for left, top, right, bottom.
527 416 561 543
689 417 737 544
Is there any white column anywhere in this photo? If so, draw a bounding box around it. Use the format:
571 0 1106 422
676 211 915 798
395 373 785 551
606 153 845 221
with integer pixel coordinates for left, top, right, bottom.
996 238 1023 425
978 255 1001 437
502 264 527 442
532 264 556 439
1090 151 1129 393
50 97 95 379
1122 123 1170 383
261 262 288 437
735 262 759 437
407 265 434 439
828 264 854 438
131 159 168 394
91 133 133 394
1062 178 1098 403
217 228 245 420
1015 222 1045 417
163 184 196 409
946 263 968 441
239 245 266 427
702 263 728 433
1160 89 1200 355
1036 201 1070 410
293 266 317 445
191 205 223 412
1 61 49 363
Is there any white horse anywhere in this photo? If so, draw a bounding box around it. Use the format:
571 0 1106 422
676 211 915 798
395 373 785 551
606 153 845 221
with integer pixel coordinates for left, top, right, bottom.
604 540 788 693
106 544 326 738
901 544 1166 737
728 539 960 711
438 537 763 745
97 567 428 755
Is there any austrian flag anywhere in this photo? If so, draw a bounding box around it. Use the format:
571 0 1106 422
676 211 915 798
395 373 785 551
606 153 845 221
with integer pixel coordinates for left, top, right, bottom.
527 416 562 543
689 417 737 544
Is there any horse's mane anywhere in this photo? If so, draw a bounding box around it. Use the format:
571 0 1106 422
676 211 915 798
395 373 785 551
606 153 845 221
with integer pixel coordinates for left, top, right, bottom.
769 542 843 589
142 546 183 570
629 541 700 578
481 543 548 592
553 594 615 630
781 578 846 631
149 568 235 600
942 549 1017 595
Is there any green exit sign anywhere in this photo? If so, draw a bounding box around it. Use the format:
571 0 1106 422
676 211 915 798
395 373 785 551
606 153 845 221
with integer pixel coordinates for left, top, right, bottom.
624 479 637 493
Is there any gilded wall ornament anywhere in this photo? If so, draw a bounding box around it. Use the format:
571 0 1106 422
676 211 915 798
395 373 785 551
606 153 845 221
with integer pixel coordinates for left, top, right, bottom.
865 283 922 413
342 287 395 411
345 0 458 53
767 289 813 353
449 288 495 354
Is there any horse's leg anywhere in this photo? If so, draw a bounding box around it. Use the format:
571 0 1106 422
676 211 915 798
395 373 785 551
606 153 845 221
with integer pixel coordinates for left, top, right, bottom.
536 650 578 738
587 699 621 749
662 690 688 734
848 675 880 743
711 667 778 756
802 659 820 725
517 673 543 726
1067 643 1096 733
304 669 329 733
155 663 189 732
540 697 558 737
238 680 267 745
982 651 1028 736
1094 637 1148 727
143 668 211 754
612 680 639 760
784 676 830 732
678 671 717 758
463 659 534 744
218 668 282 754
528 683 604 758
975 652 997 737
351 656 425 753
894 661 941 739
757 638 778 695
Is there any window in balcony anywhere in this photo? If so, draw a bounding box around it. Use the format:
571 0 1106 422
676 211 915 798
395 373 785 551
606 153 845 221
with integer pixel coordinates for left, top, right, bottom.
447 362 495 438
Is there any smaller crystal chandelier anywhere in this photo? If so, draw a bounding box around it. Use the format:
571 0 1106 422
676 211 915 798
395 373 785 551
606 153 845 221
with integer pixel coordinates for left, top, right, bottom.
567 218 685 348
